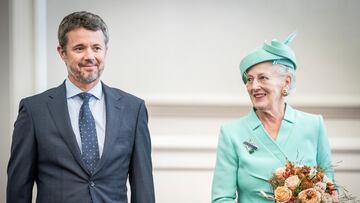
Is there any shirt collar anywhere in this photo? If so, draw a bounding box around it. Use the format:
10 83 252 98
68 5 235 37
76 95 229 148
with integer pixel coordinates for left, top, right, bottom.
65 78 103 100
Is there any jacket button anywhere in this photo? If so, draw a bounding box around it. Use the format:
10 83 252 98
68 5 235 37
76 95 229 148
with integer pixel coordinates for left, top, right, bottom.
90 181 95 187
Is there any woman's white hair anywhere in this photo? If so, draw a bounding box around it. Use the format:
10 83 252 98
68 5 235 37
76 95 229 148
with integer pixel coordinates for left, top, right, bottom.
276 64 296 95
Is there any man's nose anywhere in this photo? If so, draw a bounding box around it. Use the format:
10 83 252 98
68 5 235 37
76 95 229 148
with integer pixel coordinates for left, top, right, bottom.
84 48 95 60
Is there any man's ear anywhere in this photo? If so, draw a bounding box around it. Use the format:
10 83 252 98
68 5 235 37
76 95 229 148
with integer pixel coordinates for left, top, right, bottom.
57 46 67 60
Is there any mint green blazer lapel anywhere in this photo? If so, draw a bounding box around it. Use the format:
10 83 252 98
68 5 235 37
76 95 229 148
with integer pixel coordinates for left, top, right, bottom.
245 104 296 166
276 105 296 147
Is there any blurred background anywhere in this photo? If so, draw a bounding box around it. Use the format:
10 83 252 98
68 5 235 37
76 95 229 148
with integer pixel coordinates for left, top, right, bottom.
1 0 360 202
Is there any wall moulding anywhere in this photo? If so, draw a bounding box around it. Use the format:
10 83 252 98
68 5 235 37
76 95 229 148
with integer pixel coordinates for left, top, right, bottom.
147 103 360 119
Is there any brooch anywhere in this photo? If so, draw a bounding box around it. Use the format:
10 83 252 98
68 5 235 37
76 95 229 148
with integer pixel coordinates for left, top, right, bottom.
243 139 258 154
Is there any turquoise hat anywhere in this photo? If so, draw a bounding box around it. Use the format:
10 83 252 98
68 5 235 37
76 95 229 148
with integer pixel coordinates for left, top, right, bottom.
239 32 297 83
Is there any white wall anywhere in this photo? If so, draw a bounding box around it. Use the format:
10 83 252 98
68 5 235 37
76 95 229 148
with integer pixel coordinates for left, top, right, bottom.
4 0 360 202
46 0 360 102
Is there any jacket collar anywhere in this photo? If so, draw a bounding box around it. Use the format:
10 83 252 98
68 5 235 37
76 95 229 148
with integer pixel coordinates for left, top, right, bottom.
247 103 296 131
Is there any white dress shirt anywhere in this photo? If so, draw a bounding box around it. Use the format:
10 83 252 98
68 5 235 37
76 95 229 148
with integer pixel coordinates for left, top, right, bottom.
65 79 106 157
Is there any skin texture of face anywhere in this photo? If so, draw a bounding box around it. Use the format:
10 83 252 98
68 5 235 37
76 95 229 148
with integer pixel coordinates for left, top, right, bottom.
245 61 290 113
57 27 107 91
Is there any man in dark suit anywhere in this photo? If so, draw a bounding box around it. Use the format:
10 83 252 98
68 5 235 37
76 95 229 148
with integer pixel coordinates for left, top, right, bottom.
7 11 155 203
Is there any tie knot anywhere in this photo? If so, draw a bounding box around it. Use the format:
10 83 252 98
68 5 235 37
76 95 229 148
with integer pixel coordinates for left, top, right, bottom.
78 92 93 103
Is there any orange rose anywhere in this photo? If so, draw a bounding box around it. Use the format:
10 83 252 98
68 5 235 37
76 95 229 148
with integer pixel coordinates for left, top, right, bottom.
275 167 286 181
274 186 292 203
298 188 321 203
285 175 300 190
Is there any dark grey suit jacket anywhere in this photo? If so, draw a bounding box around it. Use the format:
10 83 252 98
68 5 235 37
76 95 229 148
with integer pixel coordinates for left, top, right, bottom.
7 82 155 203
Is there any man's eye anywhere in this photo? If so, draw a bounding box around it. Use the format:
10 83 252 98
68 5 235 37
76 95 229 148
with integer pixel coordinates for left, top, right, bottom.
74 47 84 51
247 78 253 82
259 76 268 80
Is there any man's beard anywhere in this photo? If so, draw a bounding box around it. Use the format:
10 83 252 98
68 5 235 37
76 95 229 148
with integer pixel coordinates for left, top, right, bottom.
77 70 100 84
71 66 103 84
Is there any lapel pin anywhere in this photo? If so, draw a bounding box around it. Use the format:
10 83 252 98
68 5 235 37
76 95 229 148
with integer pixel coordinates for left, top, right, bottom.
243 139 258 154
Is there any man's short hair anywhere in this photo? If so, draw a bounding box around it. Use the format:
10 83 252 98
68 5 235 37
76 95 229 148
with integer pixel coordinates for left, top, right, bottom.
58 11 109 49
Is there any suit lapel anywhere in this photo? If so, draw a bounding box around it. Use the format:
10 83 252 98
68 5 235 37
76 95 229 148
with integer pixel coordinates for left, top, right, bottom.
246 109 288 165
93 83 124 174
276 104 296 147
46 82 89 174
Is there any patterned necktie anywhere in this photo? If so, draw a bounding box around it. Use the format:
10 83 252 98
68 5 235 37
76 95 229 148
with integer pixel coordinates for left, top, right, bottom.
78 92 100 174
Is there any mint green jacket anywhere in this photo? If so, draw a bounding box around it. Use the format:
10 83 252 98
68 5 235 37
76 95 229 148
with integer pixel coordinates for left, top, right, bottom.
211 105 334 203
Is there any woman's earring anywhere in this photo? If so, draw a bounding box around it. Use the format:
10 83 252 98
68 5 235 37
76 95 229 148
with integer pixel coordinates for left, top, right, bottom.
282 88 289 96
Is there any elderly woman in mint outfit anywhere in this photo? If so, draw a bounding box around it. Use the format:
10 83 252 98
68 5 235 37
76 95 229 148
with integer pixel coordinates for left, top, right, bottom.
211 33 335 203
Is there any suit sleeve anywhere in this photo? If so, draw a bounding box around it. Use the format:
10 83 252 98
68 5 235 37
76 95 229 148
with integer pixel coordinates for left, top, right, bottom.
316 115 334 181
211 127 238 203
129 101 155 203
7 99 36 203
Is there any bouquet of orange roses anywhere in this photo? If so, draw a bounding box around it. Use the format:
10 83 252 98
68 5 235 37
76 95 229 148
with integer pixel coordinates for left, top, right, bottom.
265 161 358 203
